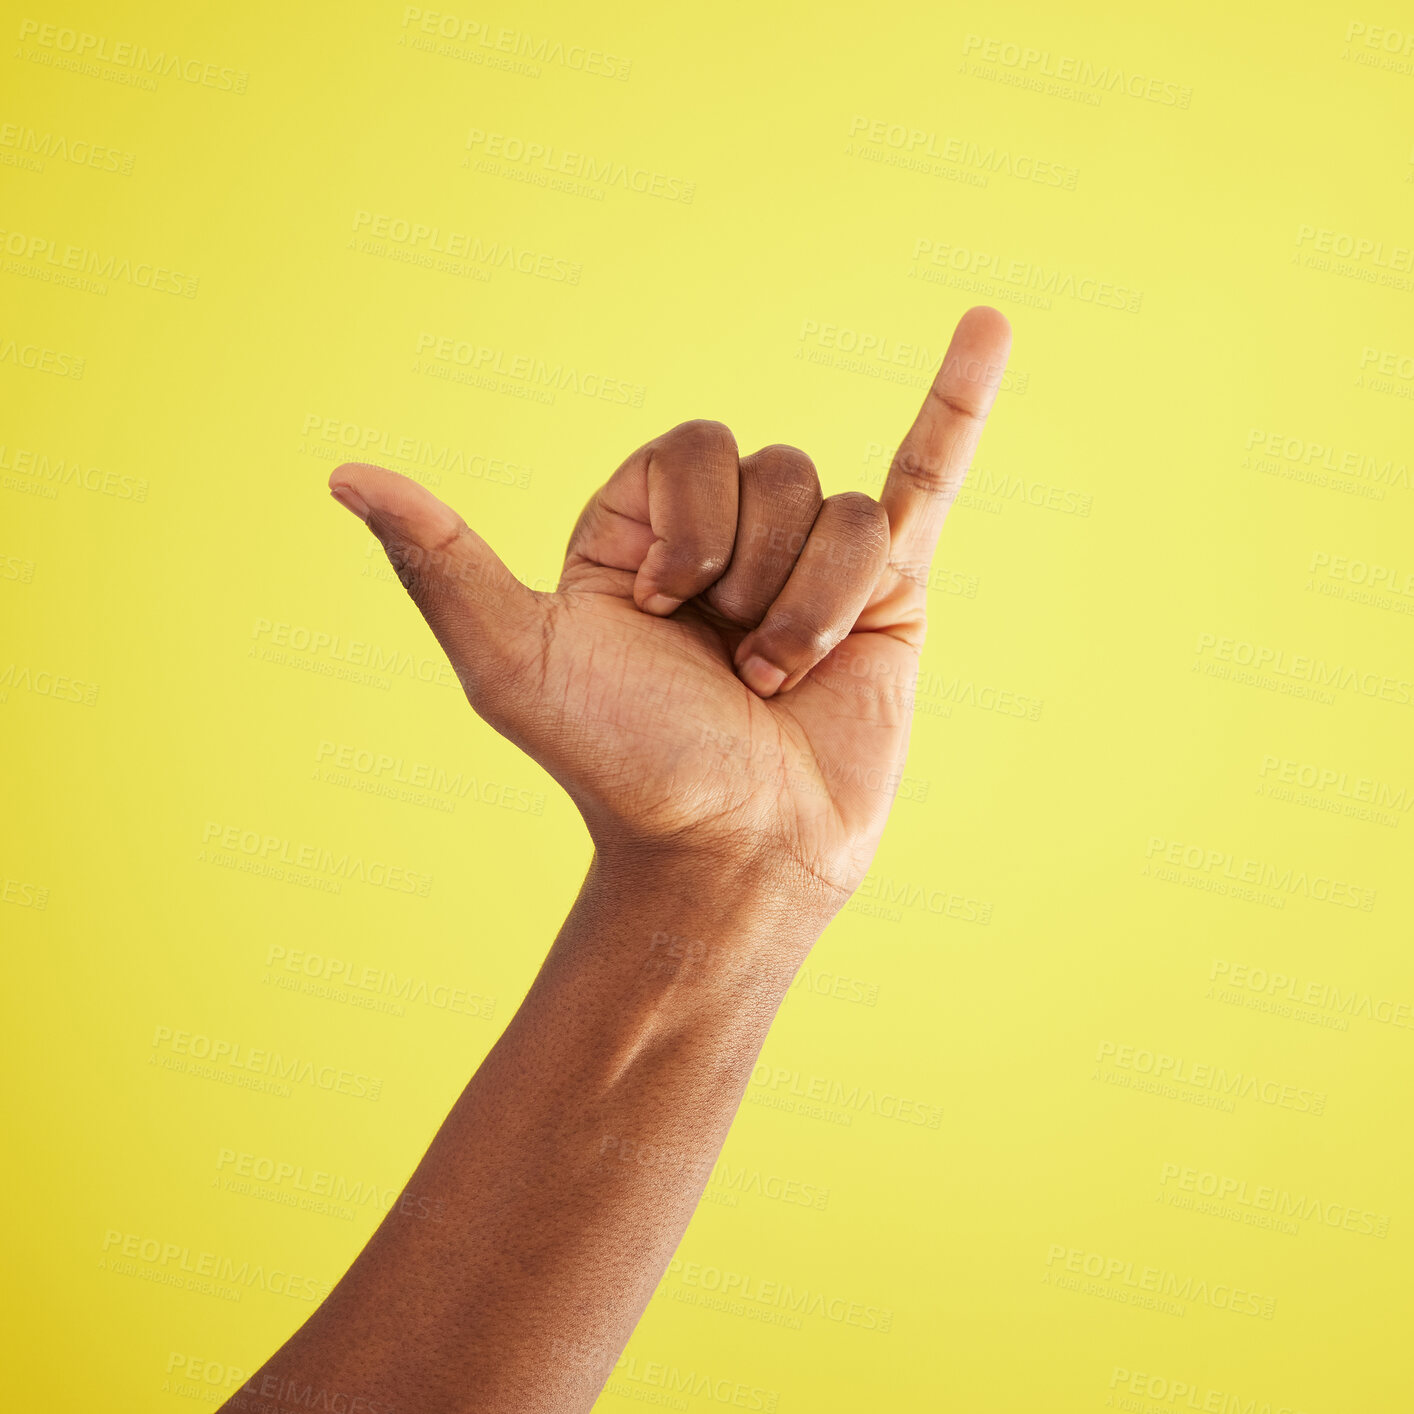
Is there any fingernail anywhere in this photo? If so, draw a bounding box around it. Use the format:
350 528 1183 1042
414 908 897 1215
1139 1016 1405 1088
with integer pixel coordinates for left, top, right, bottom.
641 593 683 616
739 654 787 698
330 485 370 523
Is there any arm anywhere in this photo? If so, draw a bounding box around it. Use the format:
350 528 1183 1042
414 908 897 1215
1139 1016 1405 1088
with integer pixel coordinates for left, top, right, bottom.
230 857 823 1414
223 307 1012 1414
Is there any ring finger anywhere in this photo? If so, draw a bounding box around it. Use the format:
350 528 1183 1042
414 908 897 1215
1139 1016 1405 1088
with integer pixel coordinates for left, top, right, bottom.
731 492 892 697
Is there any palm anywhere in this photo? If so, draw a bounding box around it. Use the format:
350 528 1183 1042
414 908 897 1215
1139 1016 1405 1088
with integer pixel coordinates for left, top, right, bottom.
521 578 920 895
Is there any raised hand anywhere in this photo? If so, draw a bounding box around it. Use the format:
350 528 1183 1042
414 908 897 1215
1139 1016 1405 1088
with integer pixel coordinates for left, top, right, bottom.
226 307 1013 1414
329 306 1010 921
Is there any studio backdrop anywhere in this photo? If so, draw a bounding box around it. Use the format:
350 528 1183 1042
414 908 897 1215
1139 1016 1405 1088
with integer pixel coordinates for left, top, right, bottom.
3 2 1411 1409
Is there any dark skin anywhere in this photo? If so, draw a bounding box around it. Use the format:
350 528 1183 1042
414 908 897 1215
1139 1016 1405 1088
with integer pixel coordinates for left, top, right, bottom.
222 305 1012 1414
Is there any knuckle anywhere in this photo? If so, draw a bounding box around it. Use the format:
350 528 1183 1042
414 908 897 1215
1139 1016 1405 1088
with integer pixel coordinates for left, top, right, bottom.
829 490 888 528
826 492 891 549
664 418 737 457
383 542 423 597
754 443 819 484
891 448 954 497
383 523 472 605
706 583 757 625
762 608 836 664
889 557 931 590
927 381 985 422
666 542 732 586
747 444 822 513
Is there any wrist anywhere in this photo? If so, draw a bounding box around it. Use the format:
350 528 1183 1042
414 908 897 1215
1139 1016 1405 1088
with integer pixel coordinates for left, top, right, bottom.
575 840 837 991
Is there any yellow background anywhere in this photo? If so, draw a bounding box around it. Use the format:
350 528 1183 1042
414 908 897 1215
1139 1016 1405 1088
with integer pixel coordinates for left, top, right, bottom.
4 1 1412 1409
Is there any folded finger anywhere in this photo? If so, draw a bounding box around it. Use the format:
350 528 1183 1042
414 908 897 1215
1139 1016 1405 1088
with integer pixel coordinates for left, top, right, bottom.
732 492 891 697
703 444 823 627
563 419 740 614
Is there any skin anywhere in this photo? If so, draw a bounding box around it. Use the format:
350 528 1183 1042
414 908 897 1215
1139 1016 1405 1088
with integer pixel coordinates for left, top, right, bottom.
221 305 1012 1414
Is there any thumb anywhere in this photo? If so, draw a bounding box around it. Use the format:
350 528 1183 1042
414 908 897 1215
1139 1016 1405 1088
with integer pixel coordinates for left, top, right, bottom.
328 462 543 716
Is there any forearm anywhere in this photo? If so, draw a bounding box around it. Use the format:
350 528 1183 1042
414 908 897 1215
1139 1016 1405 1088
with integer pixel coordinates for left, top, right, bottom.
221 849 831 1414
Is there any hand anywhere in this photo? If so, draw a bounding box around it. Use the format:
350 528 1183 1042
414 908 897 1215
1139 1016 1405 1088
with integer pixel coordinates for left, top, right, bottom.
329 307 1011 923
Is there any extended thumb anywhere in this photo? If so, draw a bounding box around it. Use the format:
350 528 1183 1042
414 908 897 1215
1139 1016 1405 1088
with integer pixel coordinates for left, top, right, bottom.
329 462 540 708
